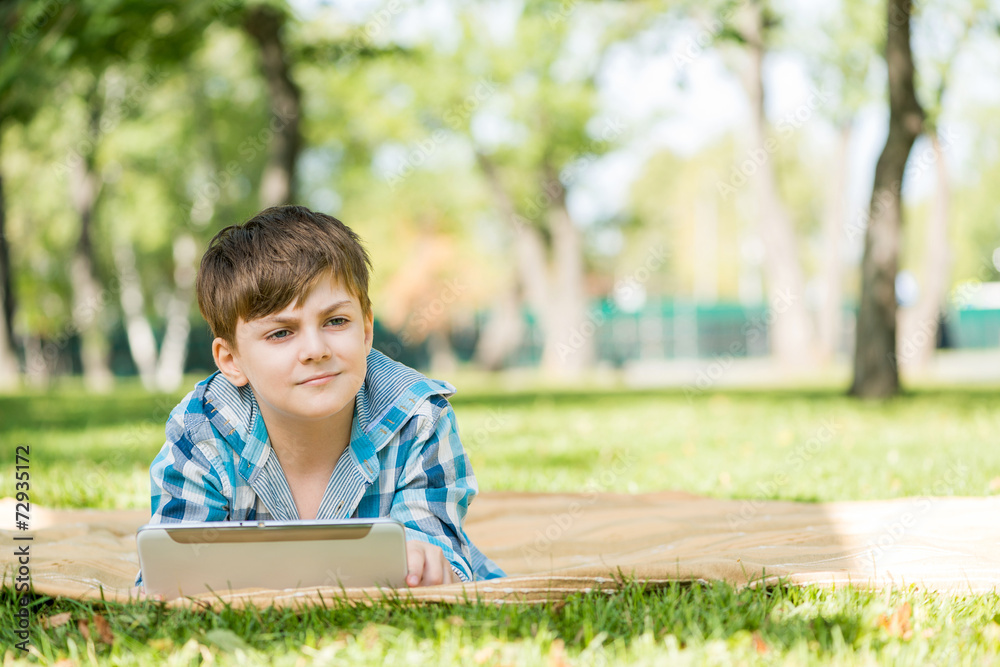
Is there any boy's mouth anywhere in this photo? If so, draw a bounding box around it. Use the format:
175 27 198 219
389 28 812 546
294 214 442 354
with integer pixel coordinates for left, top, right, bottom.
298 372 338 386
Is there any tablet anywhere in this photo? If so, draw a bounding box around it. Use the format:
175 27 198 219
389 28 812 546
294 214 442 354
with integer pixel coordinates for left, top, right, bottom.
136 518 408 599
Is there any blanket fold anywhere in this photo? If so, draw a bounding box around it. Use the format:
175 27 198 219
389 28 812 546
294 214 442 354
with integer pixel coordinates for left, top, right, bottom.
3 492 998 609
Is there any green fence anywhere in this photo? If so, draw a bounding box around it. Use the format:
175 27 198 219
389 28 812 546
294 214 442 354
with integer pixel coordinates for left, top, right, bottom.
498 300 774 368
41 302 1000 377
948 308 1000 348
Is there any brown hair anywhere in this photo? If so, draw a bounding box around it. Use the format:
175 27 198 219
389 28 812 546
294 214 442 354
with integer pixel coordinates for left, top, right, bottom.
197 205 373 347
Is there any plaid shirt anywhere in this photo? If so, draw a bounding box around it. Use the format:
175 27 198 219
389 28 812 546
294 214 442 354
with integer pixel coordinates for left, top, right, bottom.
136 349 504 587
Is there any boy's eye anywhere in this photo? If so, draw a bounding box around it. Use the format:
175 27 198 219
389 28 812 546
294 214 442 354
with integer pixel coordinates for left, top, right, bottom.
266 330 290 341
327 317 348 326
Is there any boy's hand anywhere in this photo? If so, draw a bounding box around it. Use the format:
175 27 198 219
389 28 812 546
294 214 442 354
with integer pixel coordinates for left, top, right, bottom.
130 585 163 602
405 541 455 587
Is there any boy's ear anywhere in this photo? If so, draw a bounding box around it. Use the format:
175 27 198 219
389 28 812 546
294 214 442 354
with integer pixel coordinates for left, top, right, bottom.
213 337 249 386
364 309 374 354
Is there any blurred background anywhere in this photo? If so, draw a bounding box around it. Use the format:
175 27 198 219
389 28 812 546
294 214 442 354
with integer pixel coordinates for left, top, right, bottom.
2 0 999 396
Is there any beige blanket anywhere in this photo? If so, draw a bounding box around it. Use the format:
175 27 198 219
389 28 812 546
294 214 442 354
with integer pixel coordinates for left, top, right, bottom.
3 492 998 609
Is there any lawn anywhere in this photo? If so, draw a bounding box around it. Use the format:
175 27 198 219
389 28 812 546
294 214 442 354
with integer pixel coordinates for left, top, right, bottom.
2 376 1000 665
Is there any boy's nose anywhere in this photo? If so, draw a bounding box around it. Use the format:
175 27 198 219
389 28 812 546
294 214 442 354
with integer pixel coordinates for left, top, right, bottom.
298 329 332 362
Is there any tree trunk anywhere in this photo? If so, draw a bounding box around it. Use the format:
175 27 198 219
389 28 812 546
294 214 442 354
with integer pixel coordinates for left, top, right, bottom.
115 243 159 391
818 121 852 363
475 153 592 376
0 168 20 389
475 152 546 359
541 167 592 375
68 94 113 393
898 132 950 370
738 0 815 368
850 0 924 398
427 328 458 375
243 4 302 208
23 335 47 388
693 182 718 302
155 234 197 392
474 284 525 371
115 234 197 393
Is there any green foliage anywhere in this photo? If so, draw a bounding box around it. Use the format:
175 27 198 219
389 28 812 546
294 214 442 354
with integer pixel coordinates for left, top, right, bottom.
3 0 1000 375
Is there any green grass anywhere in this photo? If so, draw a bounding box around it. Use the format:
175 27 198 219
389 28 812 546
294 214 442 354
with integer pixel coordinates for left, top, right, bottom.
2 377 1000 664
4 581 1000 665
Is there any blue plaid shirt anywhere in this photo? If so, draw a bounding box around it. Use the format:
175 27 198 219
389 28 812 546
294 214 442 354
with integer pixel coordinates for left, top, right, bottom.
136 349 504 587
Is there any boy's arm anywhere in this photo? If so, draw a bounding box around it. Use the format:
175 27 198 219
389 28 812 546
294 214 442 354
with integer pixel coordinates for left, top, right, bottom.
136 417 230 588
389 398 478 582
148 430 230 524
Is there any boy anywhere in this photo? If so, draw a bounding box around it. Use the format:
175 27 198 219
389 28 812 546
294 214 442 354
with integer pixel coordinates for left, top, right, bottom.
136 205 504 590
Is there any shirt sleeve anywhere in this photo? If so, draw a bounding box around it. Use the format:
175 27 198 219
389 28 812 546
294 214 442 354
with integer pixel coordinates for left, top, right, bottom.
388 397 478 582
136 412 230 587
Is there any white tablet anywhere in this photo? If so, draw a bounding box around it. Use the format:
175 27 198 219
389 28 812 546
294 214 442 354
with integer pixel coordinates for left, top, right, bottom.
136 518 408 599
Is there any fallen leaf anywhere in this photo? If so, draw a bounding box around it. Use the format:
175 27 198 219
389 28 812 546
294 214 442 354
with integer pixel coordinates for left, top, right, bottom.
40 612 72 629
876 602 913 639
148 638 173 652
199 643 215 665
202 629 249 652
474 646 496 664
92 615 114 645
358 624 380 651
548 639 569 667
751 631 769 655
77 620 90 641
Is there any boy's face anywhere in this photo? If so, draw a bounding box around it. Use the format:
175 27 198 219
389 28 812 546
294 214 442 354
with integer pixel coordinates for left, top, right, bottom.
212 272 374 426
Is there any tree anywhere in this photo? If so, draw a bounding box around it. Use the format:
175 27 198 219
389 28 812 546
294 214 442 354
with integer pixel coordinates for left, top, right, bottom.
2 0 229 390
242 2 302 207
0 1 61 389
897 0 991 371
0 164 18 389
850 0 924 398
727 0 816 368
442 1 642 376
804 0 883 365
